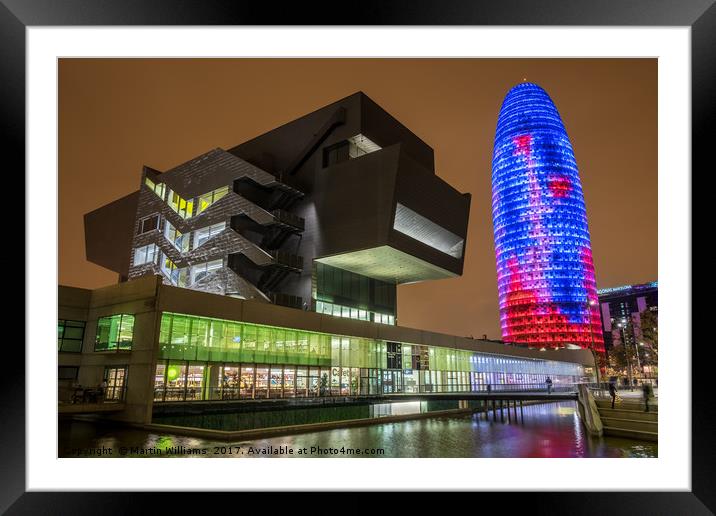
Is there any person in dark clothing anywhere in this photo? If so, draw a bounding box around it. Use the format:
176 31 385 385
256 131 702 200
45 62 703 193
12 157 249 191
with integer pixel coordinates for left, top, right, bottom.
545 377 553 394
608 382 618 409
642 382 654 412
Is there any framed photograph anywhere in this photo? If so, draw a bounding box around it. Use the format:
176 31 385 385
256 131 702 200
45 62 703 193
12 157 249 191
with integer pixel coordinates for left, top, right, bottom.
6 0 710 511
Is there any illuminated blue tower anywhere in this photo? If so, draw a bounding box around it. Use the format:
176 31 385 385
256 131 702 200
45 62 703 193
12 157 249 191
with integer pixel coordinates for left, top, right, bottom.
491 82 604 351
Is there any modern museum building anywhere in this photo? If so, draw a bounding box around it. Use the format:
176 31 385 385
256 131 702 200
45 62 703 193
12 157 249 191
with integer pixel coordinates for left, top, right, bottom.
60 92 594 424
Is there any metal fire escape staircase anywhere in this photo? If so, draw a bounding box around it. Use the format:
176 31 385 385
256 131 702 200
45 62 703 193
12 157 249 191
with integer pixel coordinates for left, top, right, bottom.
228 106 345 306
229 175 305 308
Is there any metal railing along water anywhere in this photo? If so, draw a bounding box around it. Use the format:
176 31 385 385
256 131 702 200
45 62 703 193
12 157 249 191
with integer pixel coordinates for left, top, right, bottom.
153 382 578 402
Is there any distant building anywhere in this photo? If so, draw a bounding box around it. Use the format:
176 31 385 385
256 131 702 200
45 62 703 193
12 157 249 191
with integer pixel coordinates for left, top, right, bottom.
597 281 658 353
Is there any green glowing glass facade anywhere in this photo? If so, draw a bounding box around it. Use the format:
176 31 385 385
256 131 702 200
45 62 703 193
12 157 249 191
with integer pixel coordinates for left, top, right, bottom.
154 312 584 402
95 314 135 352
159 312 385 367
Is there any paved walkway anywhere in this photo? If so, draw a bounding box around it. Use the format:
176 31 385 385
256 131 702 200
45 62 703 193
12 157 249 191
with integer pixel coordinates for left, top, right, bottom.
616 388 658 399
594 387 658 407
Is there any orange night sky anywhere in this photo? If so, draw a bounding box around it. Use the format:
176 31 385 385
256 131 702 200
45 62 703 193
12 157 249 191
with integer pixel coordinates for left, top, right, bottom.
58 58 657 339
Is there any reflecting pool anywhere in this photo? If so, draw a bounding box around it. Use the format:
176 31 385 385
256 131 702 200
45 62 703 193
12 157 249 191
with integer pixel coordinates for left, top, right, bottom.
59 401 657 458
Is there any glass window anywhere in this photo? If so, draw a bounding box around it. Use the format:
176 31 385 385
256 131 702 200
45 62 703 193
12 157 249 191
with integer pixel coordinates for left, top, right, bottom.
164 221 189 252
165 363 187 401
197 192 213 215
186 364 205 400
133 244 158 266
196 186 230 215
95 314 135 352
104 366 128 401
145 177 166 200
222 366 240 395
118 315 135 350
240 366 255 398
270 366 284 398
159 253 181 284
167 189 194 219
138 214 159 234
330 366 341 395
189 316 209 350
296 368 308 397
58 319 85 352
255 367 269 398
193 222 226 249
191 258 223 284
154 363 166 401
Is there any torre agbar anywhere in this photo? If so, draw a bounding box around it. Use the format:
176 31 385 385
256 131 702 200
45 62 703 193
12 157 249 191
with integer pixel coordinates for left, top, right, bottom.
491 83 605 352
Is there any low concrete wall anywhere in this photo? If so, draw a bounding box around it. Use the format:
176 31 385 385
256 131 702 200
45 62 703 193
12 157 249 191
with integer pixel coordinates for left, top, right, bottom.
576 384 603 437
137 406 475 441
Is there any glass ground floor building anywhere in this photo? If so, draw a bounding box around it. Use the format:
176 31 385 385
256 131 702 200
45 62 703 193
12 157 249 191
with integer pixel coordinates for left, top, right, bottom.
152 312 584 402
58 276 595 424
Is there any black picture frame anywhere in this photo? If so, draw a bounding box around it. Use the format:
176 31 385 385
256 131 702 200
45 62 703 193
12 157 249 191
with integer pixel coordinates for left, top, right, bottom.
4 0 710 512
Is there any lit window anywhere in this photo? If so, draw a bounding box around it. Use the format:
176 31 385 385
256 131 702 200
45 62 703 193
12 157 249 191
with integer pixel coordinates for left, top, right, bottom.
196 186 229 215
133 244 158 266
145 177 166 200
95 314 135 352
159 253 184 285
193 222 226 250
164 221 189 252
191 259 223 284
167 189 194 219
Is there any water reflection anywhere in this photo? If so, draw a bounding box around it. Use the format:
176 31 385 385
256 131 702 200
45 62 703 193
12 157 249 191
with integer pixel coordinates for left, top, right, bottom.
59 401 657 458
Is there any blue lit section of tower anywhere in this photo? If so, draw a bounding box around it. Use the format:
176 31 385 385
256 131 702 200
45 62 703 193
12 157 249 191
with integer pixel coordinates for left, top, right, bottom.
491 82 604 351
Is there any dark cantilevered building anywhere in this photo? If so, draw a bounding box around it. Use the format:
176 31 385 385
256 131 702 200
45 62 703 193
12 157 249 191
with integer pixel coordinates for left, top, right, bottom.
85 92 471 325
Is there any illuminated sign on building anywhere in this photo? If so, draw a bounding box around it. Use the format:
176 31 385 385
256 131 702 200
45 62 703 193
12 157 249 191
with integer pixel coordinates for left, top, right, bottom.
597 281 658 295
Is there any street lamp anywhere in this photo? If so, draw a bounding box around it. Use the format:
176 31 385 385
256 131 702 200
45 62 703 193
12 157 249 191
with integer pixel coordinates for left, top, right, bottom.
618 321 634 389
585 299 602 388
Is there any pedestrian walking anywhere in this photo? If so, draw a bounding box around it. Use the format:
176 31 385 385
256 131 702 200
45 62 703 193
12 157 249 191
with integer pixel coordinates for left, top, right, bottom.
642 382 654 412
545 376 553 395
608 381 618 409
99 379 108 402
